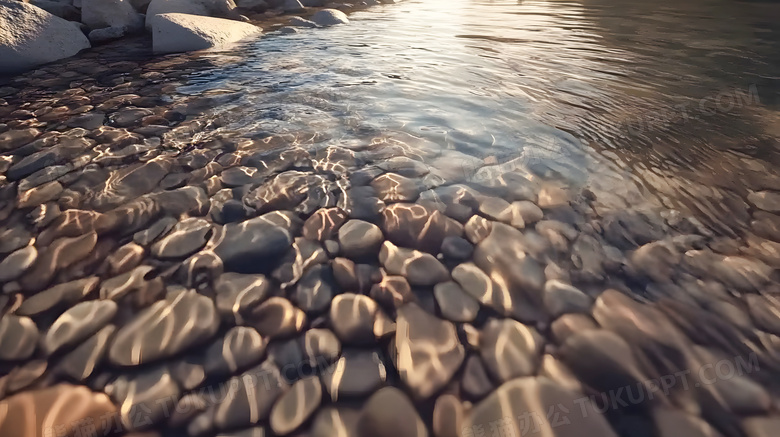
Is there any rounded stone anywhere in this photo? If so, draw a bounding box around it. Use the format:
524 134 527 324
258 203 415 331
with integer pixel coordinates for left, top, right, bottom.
0 314 39 361
357 387 428 437
270 376 322 435
44 300 117 356
338 220 384 258
479 318 544 383
109 290 219 366
0 245 37 282
330 294 378 345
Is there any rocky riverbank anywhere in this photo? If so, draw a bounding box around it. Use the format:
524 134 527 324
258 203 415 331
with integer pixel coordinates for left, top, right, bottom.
0 0 382 75
1 1 780 437
0 53 779 436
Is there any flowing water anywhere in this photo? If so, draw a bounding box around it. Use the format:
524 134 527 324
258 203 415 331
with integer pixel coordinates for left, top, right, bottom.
2 0 780 436
184 0 780 233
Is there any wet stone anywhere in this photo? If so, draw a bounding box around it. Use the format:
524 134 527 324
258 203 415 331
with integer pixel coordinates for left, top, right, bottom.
159 172 189 190
371 173 421 203
303 328 341 366
0 245 37 282
543 280 592 318
16 276 99 317
433 281 479 322
559 329 647 400
29 202 61 230
110 107 154 127
381 203 462 253
56 324 115 381
303 207 348 241
742 417 780 437
432 394 463 437
479 318 544 383
99 265 156 301
370 274 416 310
478 196 513 223
357 387 428 437
267 338 304 377
221 166 259 187
6 359 47 394
330 293 378 345
440 236 473 261
133 216 177 246
550 313 599 344
746 294 780 337
17 181 63 208
474 222 545 293
465 377 617 437
396 303 465 399
214 273 271 324
311 406 360 437
461 355 494 400
322 349 387 400
269 376 322 435
211 360 289 431
464 215 492 244
294 264 336 314
511 200 544 225
106 242 145 276
248 297 306 340
0 315 39 361
751 211 780 242
200 326 266 378
106 366 181 430
213 215 294 274
272 237 328 287
340 186 385 221
0 228 32 255
20 231 98 292
630 241 680 283
747 190 780 213
379 241 449 286
338 219 384 258
151 218 212 259
0 384 117 437
5 148 65 181
170 360 206 391
18 164 71 192
0 128 40 151
43 300 117 356
109 289 219 366
66 112 105 130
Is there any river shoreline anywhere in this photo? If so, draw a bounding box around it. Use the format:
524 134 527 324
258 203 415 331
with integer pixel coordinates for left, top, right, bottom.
1 0 780 437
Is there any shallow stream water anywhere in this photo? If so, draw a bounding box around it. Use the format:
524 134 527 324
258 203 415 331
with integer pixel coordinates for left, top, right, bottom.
1 1 780 437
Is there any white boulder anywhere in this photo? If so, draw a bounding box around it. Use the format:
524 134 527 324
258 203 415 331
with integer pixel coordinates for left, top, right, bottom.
81 0 144 31
145 0 238 29
152 12 260 54
26 0 80 20
311 9 348 26
0 0 91 75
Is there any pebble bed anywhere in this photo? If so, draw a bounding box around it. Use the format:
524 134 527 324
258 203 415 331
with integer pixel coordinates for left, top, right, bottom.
0 29 780 437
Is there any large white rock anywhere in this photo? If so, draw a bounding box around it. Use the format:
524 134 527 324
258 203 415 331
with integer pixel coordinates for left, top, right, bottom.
311 9 348 26
152 13 260 54
0 0 91 75
145 0 238 29
81 0 144 31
